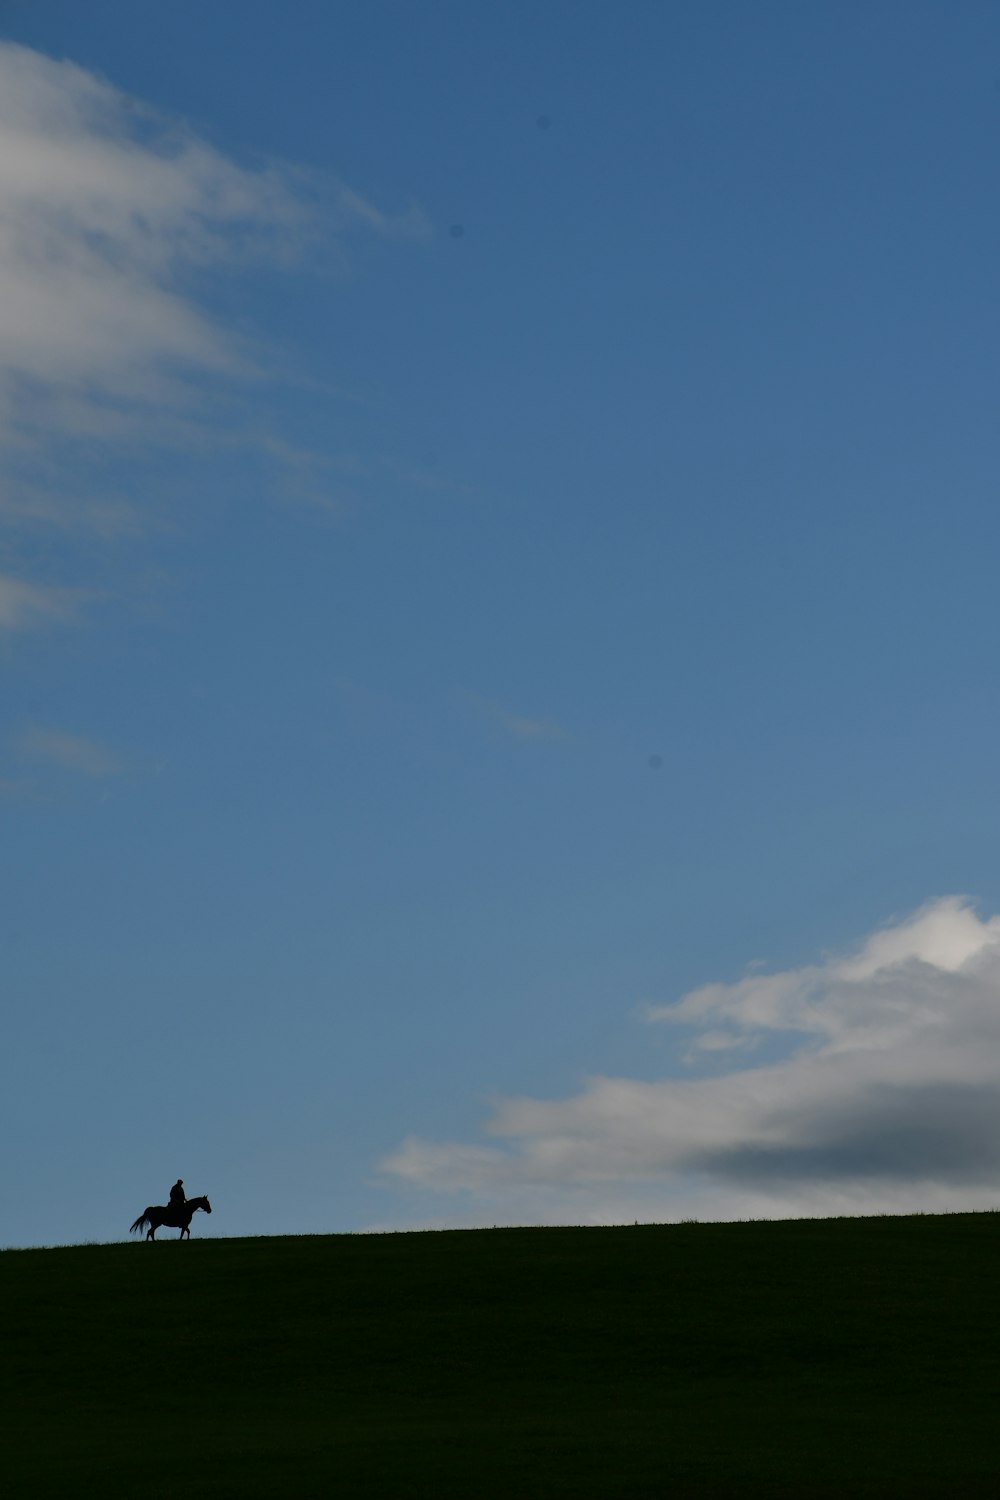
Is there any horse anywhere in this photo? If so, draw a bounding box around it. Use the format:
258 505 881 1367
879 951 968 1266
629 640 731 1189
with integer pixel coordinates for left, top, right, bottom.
129 1196 212 1241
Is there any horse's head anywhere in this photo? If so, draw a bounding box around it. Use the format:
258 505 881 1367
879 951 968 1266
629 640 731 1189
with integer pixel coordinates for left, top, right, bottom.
192 1195 212 1214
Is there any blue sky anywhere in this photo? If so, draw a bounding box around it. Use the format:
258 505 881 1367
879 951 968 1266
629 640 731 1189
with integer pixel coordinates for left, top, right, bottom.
4 1 1000 1246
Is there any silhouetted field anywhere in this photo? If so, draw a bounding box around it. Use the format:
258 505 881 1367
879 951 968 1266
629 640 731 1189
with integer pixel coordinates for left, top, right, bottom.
4 1213 1000 1497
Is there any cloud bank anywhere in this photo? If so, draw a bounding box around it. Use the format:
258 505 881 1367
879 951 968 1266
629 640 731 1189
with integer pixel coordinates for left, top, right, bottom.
381 898 1000 1224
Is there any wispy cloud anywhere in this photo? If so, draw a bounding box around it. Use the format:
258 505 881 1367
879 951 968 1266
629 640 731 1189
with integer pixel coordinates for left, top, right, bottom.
0 52 264 426
0 479 144 538
17 725 122 777
0 41 425 438
500 713 567 740
336 185 430 241
381 897 1000 1223
0 41 429 629
0 573 83 632
470 696 569 741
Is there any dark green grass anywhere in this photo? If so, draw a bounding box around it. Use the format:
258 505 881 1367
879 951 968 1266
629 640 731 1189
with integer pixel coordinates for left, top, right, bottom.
4 1213 1000 1497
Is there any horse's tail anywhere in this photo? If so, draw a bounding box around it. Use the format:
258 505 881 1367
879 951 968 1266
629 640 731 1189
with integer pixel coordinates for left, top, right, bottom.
129 1210 151 1235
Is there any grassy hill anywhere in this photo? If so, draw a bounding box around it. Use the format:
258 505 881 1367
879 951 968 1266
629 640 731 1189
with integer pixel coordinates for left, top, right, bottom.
4 1212 1000 1497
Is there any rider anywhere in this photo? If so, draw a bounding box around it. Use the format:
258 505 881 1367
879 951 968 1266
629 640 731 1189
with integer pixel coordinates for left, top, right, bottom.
168 1178 185 1213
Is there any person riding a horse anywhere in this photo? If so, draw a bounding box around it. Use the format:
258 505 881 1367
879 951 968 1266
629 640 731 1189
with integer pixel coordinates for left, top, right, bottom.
130 1191 212 1240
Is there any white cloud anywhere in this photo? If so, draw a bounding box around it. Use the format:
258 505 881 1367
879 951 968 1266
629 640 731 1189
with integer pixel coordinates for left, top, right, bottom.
0 41 429 627
0 42 427 428
381 898 1000 1223
0 44 288 421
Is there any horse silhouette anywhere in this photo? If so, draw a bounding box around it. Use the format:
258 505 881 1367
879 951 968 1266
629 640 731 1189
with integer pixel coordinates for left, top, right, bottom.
130 1196 212 1241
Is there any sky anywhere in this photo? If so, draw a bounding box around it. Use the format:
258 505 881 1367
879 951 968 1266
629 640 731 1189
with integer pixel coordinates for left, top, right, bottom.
3 1 1000 1247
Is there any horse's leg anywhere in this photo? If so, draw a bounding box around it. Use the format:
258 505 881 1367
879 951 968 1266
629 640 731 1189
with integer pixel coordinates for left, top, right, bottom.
147 1226 156 1241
